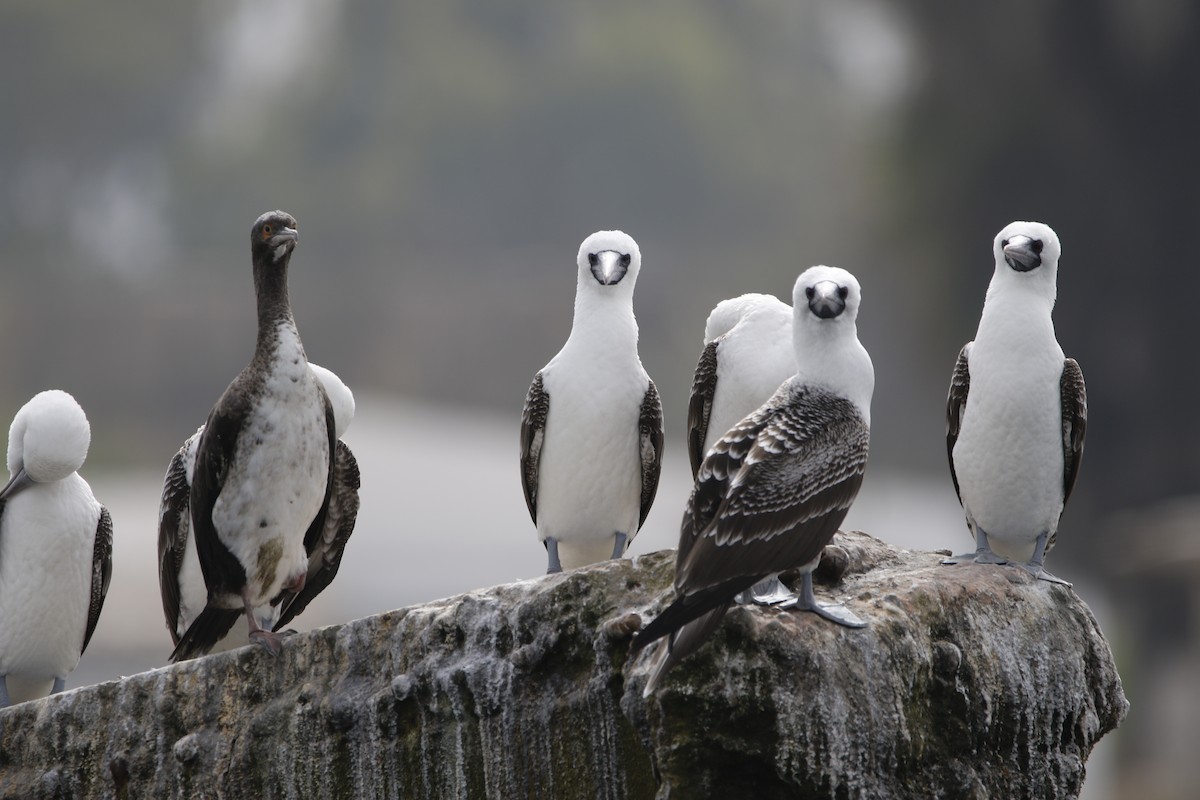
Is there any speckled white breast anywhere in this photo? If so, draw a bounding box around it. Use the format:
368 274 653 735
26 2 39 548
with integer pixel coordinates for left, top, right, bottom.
212 322 329 608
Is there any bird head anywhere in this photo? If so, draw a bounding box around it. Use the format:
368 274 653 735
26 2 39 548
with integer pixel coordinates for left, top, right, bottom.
3 390 91 496
576 230 641 293
993 221 1060 275
794 265 861 325
251 210 300 265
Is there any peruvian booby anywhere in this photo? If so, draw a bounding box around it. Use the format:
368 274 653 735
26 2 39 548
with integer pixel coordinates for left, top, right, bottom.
943 221 1086 586
158 362 359 651
169 210 340 662
520 230 664 573
0 390 112 707
687 293 795 477
632 266 874 694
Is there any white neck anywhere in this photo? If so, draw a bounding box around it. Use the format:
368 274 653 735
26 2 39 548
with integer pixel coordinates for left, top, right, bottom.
792 318 875 425
561 284 640 359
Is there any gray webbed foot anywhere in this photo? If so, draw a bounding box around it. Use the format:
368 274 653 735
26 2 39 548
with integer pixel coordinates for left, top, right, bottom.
1019 562 1072 587
51 677 66 695
941 528 1007 566
778 572 867 628
0 675 10 709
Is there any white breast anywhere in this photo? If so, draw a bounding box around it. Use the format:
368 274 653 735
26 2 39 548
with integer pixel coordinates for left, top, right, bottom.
0 475 101 693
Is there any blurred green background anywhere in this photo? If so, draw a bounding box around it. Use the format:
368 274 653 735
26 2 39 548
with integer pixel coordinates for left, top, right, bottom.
2 1 1197 795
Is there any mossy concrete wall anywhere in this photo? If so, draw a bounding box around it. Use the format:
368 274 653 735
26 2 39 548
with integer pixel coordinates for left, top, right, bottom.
0 532 1126 799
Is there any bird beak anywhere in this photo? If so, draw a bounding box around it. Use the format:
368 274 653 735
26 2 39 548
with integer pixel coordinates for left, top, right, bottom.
807 280 846 319
269 226 299 249
589 250 630 286
1003 235 1041 272
270 226 299 261
0 466 34 502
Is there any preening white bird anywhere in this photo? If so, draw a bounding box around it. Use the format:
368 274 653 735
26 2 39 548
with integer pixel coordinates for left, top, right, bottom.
169 211 347 662
158 363 359 651
943 221 1086 585
520 230 664 573
633 266 874 694
0 390 112 707
687 293 795 477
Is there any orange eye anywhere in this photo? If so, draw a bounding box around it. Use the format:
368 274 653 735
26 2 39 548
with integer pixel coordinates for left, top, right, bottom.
262 224 274 239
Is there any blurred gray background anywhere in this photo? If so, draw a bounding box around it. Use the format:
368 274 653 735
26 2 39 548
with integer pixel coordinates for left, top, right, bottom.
2 1 1197 795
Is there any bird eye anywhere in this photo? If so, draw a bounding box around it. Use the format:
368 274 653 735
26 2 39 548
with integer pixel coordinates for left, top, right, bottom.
619 254 631 268
1000 238 1009 248
262 223 274 239
1032 239 1044 254
587 253 599 267
805 286 815 300
837 286 849 300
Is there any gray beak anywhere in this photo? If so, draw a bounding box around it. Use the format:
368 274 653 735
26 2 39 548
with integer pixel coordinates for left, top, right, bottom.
807 280 847 319
589 250 631 286
0 466 34 502
1003 235 1042 272
270 226 299 261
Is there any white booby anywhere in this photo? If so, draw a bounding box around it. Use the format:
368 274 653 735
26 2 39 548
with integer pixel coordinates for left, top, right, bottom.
943 221 1086 585
632 266 874 694
169 210 341 662
0 390 112 707
520 230 664 573
158 362 359 651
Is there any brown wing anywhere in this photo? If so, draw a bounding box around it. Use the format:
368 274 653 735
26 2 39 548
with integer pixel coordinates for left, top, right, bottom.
157 445 192 646
1060 358 1087 508
686 341 720 478
82 506 113 655
946 344 971 506
274 439 361 630
638 379 665 529
633 386 869 652
519 372 550 525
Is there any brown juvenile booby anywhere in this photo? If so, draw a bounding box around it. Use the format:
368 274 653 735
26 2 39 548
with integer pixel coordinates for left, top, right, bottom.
632 266 874 694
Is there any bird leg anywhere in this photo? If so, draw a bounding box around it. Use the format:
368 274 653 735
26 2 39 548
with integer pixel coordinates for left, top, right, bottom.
545 537 563 574
0 675 10 709
51 677 66 694
778 571 867 628
244 589 287 654
942 527 1009 566
738 574 796 605
1019 531 1072 587
610 531 628 560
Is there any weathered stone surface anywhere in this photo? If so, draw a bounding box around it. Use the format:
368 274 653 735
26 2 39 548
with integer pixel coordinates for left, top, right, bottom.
0 532 1126 799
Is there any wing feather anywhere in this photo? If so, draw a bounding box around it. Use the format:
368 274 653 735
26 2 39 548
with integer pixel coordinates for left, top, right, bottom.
638 380 665 529
82 507 113 655
686 341 720 478
946 344 971 506
1060 358 1087 508
519 373 549 525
